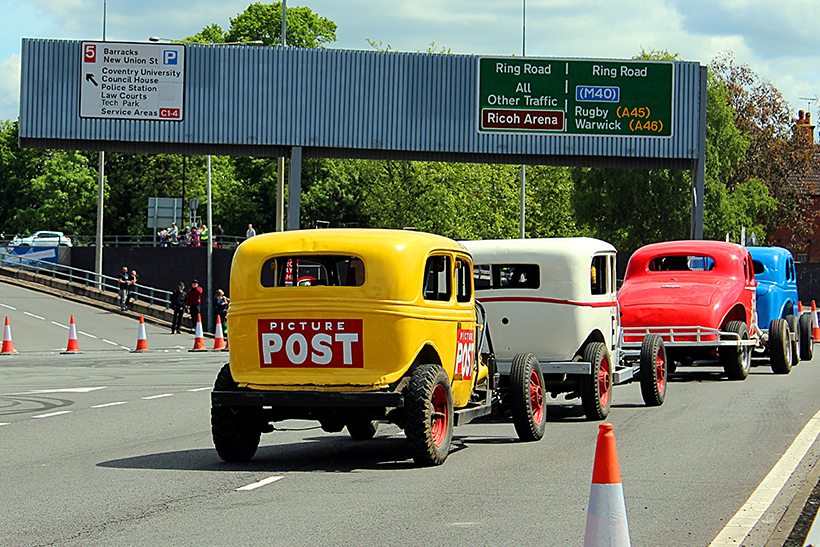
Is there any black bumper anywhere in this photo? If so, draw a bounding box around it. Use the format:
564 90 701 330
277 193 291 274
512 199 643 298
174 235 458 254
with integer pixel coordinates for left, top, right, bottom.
211 390 404 408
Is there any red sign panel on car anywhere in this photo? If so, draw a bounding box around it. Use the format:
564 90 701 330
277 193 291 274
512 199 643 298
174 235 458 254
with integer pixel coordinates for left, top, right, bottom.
258 319 363 368
455 329 475 380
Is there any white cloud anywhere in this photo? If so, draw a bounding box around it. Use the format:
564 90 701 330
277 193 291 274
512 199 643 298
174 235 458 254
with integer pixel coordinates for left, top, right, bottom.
0 54 20 121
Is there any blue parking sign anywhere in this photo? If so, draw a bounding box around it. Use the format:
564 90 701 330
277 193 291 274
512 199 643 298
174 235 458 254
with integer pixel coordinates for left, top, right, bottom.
163 50 178 65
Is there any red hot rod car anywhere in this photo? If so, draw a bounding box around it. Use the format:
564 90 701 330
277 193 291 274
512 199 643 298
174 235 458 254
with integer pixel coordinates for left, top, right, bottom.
618 240 770 380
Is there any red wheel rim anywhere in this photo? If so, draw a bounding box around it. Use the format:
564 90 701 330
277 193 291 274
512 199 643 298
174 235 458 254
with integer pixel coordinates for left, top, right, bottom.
598 356 611 408
430 383 449 447
529 369 545 425
655 348 665 393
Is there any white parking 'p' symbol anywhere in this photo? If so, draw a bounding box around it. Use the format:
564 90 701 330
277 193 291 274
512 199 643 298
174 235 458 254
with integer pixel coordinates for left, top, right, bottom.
163 50 178 65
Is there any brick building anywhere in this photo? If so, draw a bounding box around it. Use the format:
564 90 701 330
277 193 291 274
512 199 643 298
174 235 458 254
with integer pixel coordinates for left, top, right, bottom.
770 110 820 263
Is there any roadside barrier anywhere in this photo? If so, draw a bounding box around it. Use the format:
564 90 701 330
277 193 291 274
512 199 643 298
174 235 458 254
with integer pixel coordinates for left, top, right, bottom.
812 301 820 343
1 316 17 355
132 314 149 353
189 314 208 352
212 316 226 351
61 315 81 354
584 423 631 547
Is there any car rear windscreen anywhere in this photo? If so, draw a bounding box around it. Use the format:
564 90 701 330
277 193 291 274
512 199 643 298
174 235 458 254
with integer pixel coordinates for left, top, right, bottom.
261 256 364 287
473 264 540 290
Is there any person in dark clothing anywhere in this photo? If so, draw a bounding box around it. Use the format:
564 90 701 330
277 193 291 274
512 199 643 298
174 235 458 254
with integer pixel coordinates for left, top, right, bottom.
118 266 131 311
170 282 187 333
214 289 229 331
186 279 203 328
215 224 225 248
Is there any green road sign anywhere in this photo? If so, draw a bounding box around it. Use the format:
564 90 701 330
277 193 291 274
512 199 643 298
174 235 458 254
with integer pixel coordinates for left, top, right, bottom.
477 57 674 137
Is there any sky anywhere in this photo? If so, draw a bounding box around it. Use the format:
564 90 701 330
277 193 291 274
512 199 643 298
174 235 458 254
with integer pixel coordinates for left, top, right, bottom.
2 0 820 128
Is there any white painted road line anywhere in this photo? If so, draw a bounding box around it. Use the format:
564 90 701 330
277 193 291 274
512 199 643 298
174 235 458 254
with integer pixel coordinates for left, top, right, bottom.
78 331 97 338
236 476 284 491
24 312 45 320
24 387 107 394
187 387 212 392
51 321 68 329
91 402 128 408
141 394 174 400
32 410 73 419
0 422 9 426
0 303 16 310
102 339 118 346
709 406 820 546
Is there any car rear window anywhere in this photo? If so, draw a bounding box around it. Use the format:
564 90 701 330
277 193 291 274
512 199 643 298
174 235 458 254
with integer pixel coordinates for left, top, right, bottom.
260 255 364 287
647 255 714 272
473 264 540 290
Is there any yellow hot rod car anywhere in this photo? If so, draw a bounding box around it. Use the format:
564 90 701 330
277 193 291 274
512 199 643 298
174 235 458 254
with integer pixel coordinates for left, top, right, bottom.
211 229 545 466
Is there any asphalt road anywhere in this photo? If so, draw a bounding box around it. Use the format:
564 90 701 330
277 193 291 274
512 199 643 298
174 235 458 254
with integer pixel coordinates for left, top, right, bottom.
1 281 820 547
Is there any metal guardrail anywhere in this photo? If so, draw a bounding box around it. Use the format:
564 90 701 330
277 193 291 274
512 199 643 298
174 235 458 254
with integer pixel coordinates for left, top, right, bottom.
0 234 245 249
0 250 172 309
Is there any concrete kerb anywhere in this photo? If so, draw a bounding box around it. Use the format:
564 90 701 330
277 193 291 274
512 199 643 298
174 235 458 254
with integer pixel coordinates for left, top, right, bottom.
0 265 214 338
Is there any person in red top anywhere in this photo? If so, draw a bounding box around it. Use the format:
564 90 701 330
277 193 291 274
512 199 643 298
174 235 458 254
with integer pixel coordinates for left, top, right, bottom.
186 279 203 328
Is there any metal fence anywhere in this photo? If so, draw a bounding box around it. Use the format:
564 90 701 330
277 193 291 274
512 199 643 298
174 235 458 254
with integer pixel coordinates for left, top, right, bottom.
0 250 172 309
0 234 245 249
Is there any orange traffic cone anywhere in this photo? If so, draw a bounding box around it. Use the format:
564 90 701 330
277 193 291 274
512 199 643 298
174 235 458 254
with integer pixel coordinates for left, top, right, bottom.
212 315 226 351
1 316 17 355
61 315 81 354
584 423 631 547
222 332 229 352
132 315 150 353
189 314 208 352
812 301 820 343
799 302 804 314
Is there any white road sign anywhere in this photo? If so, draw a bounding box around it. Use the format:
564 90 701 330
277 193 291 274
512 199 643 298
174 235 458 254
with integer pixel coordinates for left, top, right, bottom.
80 41 185 121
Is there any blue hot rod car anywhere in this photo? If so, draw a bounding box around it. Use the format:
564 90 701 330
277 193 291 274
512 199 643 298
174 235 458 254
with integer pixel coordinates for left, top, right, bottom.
748 246 813 371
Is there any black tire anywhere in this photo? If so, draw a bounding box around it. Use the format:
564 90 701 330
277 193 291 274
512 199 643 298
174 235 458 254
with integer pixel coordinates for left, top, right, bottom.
786 314 800 366
580 342 612 421
799 313 814 361
769 318 792 374
211 363 261 462
720 321 752 380
639 334 667 406
346 419 379 440
509 353 546 442
405 364 454 466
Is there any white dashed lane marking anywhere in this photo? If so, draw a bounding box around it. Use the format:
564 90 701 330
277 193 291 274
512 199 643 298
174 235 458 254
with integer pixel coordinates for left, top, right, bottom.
141 394 174 400
236 476 284 491
91 402 127 408
24 312 44 320
32 411 73 419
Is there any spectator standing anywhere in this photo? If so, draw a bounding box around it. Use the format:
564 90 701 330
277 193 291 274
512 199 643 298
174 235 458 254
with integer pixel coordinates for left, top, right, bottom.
127 270 139 306
215 224 225 248
200 224 209 247
170 282 187 333
214 289 229 332
186 280 203 328
118 266 131 311
246 224 256 238
167 222 179 246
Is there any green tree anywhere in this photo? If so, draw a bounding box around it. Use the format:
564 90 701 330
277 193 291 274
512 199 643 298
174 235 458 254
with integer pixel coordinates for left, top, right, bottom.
710 51 815 240
0 121 49 235
12 150 101 234
225 2 337 47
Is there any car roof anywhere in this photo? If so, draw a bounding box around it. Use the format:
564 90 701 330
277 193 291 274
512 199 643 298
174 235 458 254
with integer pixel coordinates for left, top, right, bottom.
626 240 750 278
462 237 615 268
